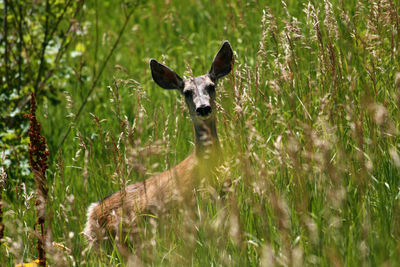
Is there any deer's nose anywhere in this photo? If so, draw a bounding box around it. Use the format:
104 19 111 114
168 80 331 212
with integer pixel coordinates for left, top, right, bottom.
196 105 212 116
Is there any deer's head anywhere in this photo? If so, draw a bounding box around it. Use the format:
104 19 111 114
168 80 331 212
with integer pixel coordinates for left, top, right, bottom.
149 41 233 123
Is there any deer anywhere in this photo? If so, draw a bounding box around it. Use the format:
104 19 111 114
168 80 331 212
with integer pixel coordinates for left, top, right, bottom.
83 41 234 248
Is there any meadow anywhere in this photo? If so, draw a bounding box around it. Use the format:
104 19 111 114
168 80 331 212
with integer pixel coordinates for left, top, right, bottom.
1 0 400 266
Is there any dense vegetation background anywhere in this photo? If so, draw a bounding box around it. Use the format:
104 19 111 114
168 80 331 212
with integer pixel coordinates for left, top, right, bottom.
1 0 400 265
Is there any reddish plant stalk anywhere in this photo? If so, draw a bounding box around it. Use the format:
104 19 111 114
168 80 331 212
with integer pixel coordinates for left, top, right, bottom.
25 93 49 267
0 169 5 241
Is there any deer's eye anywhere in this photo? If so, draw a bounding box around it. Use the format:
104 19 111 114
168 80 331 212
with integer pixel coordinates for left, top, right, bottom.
184 90 193 97
207 85 215 93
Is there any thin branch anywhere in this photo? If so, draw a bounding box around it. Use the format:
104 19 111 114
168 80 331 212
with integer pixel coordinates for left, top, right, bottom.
34 0 51 94
17 2 23 91
12 0 85 115
0 167 6 241
56 4 138 152
36 0 85 92
3 0 9 88
48 0 73 39
8 2 40 60
93 0 99 77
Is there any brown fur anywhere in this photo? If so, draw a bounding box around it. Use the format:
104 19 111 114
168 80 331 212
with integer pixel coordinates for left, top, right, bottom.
83 153 197 243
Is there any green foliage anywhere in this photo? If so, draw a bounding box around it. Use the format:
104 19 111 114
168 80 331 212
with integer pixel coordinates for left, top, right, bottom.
1 0 400 266
0 0 84 187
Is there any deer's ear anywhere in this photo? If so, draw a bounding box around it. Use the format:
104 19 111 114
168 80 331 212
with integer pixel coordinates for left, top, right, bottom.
150 59 185 90
209 41 234 80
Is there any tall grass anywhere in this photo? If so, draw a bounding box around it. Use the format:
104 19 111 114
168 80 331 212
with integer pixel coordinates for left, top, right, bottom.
1 0 400 266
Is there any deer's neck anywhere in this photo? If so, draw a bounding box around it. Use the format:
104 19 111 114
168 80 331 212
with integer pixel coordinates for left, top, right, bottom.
192 116 221 159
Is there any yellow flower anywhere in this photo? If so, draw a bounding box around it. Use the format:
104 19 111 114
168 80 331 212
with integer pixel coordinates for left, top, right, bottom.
15 259 45 267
